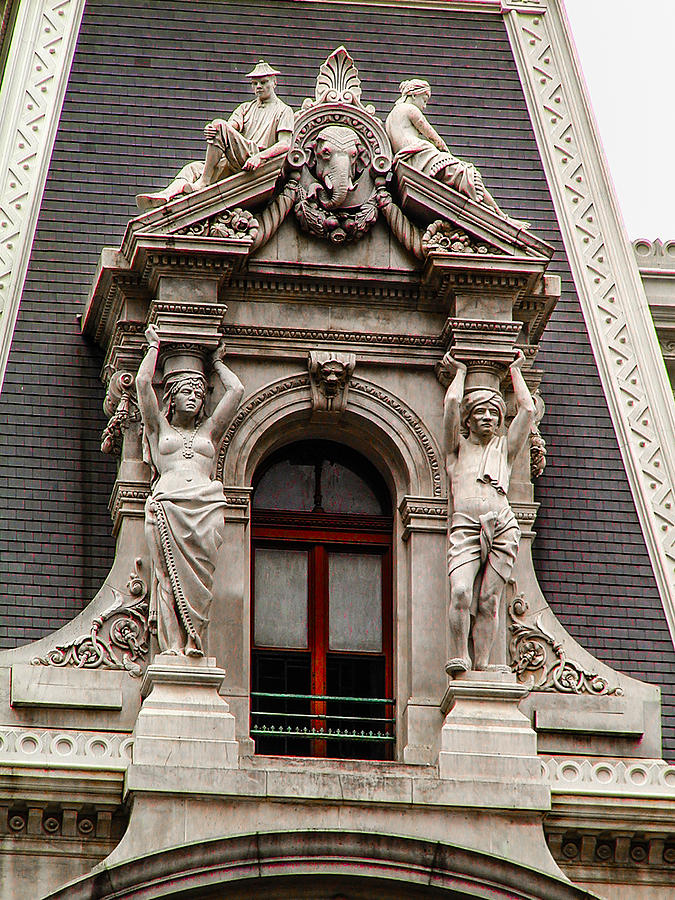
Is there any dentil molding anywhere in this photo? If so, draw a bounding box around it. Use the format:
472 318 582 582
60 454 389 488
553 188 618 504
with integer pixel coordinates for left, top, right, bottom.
503 0 675 643
0 0 86 394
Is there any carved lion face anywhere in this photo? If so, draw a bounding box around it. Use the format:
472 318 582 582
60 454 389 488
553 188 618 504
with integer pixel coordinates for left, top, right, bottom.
318 359 348 397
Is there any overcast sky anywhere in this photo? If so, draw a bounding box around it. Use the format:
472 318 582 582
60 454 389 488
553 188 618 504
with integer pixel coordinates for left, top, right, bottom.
564 0 675 240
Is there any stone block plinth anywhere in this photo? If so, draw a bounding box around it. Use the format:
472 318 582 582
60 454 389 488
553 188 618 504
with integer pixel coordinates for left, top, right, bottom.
132 654 239 769
438 672 543 795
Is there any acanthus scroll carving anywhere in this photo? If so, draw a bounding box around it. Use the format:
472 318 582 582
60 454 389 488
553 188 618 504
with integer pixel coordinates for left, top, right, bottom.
32 559 152 678
308 351 356 415
507 587 623 696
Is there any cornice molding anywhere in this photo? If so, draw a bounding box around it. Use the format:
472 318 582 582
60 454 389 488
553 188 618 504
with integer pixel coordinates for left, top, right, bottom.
503 0 675 644
0 0 86 395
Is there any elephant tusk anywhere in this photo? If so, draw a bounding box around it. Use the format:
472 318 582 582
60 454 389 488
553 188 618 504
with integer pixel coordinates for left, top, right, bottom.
324 173 333 193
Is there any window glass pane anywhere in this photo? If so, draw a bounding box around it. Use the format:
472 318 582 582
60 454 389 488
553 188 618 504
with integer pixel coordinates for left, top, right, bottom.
253 460 315 511
328 552 382 652
321 461 384 515
254 548 308 648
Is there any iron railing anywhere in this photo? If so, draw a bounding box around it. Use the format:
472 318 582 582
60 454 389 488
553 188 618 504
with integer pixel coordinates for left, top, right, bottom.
250 691 395 742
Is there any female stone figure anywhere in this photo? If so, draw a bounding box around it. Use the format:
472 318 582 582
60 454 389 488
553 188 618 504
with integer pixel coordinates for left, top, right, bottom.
136 325 244 657
386 79 520 224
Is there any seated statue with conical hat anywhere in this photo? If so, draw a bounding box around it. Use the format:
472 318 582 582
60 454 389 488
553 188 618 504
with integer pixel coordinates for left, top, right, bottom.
136 60 295 211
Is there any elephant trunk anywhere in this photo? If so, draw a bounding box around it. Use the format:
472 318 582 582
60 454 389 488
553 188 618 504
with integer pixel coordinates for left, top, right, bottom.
320 157 353 209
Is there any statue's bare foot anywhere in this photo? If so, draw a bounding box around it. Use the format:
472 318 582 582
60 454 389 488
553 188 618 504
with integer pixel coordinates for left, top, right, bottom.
136 192 170 211
185 646 204 658
505 214 531 230
445 657 470 676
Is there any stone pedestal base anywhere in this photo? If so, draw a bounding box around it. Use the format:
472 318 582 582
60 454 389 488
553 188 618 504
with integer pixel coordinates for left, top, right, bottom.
438 672 542 793
132 654 239 769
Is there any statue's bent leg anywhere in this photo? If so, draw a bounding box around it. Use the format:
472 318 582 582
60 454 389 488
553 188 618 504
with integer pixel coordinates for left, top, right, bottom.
472 564 506 671
447 559 480 674
136 162 204 211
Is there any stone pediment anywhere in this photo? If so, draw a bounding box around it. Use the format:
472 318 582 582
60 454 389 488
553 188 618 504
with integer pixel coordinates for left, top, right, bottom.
85 47 561 355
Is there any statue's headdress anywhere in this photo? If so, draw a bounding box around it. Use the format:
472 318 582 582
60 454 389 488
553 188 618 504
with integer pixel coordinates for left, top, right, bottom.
460 388 506 437
246 59 280 78
397 79 431 104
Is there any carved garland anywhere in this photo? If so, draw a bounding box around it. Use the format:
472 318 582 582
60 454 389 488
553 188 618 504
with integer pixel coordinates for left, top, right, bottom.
508 591 623 696
294 182 380 244
32 559 152 678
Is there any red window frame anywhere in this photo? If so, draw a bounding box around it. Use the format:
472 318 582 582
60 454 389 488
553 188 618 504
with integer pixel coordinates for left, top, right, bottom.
251 510 393 758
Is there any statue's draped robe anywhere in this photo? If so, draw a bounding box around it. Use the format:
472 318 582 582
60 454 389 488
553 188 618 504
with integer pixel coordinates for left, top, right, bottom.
146 482 227 653
448 436 520 608
385 102 486 203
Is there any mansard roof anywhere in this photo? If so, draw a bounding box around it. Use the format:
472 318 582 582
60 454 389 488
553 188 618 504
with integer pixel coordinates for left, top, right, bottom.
1 0 674 757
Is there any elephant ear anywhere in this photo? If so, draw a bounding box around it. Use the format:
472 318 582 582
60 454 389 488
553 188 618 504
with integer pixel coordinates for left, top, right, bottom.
306 140 318 174
354 138 370 177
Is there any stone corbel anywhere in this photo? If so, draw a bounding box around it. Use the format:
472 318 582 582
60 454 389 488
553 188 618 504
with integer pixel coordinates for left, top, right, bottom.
307 350 355 417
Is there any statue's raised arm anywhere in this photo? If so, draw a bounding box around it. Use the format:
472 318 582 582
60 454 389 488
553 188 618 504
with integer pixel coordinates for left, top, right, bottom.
386 80 526 227
136 60 294 211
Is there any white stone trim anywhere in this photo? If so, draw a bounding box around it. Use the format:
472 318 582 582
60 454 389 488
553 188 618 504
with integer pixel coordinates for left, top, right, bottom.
0 0 86 395
503 0 675 644
0 726 132 770
543 756 675 798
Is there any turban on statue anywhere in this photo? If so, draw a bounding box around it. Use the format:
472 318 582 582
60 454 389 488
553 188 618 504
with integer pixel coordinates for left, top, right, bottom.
460 389 506 436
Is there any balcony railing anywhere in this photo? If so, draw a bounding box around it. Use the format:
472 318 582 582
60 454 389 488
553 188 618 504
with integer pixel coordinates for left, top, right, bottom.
250 691 395 743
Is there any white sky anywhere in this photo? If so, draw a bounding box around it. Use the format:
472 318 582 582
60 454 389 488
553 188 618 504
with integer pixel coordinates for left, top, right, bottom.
564 0 675 240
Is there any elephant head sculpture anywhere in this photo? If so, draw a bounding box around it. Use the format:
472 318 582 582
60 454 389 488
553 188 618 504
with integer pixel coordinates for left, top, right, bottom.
308 125 368 209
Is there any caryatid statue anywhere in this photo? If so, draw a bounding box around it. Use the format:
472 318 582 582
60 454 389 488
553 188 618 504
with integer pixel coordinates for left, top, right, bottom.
136 325 244 657
442 351 534 675
385 79 525 227
136 60 295 210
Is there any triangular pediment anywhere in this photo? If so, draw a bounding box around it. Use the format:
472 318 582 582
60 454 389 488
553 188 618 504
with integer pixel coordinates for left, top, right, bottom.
391 159 553 262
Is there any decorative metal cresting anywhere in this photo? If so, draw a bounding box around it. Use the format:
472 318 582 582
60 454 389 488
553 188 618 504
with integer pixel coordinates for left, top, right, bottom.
507 587 623 696
251 691 395 745
32 559 152 677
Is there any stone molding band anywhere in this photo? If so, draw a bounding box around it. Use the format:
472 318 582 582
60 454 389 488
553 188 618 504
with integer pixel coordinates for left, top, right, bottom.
0 0 86 395
504 0 675 644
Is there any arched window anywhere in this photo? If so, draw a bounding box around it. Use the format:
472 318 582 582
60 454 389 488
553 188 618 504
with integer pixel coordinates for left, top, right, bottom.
251 440 394 760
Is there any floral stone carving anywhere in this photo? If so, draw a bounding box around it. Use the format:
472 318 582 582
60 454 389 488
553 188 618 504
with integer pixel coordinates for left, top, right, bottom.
32 559 152 677
422 221 504 256
177 207 260 242
508 588 623 696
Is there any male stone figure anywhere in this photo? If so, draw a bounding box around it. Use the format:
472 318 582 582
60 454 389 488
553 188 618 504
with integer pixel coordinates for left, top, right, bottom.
443 351 534 674
136 60 294 211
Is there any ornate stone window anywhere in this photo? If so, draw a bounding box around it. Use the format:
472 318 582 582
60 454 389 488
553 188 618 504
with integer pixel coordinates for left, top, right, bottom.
250 440 394 760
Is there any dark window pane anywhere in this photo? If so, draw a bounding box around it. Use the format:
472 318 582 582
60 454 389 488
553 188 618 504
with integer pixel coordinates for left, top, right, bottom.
253 459 314 511
252 651 312 757
326 654 391 761
321 460 384 515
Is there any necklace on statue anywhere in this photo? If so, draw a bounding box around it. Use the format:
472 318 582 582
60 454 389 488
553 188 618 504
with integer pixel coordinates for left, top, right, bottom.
174 424 199 459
